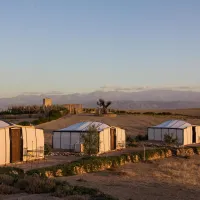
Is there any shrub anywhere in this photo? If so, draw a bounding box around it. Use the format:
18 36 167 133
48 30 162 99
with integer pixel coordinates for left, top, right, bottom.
190 146 200 155
126 135 134 143
18 121 31 126
164 134 178 145
81 125 99 155
15 178 29 190
0 184 20 194
26 148 173 178
143 112 155 115
53 183 107 198
0 167 24 179
44 143 52 155
20 176 56 193
0 174 15 186
156 112 172 115
127 143 138 147
135 134 148 141
76 178 87 182
176 148 194 157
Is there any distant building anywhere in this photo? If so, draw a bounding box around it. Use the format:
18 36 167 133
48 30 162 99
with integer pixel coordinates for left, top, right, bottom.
63 104 83 114
43 98 52 107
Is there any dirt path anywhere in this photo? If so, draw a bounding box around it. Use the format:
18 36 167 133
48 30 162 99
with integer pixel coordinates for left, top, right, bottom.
6 155 80 172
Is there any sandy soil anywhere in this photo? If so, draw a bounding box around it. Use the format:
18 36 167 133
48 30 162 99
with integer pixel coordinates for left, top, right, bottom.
131 108 200 116
6 155 80 172
0 194 89 200
58 155 200 200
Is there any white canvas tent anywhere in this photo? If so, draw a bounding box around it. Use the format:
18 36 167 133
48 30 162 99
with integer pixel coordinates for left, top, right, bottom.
0 120 44 165
148 120 200 145
53 121 126 153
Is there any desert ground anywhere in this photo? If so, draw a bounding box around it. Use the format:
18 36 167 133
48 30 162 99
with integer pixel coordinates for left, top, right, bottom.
130 108 200 116
35 112 200 145
58 155 200 200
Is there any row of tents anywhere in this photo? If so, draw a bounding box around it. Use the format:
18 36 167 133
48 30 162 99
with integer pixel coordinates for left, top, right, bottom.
0 118 200 165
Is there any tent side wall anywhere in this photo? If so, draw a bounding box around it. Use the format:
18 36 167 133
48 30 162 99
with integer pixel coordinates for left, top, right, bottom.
22 127 44 161
53 132 61 149
148 128 154 140
70 132 81 150
115 127 126 149
61 132 70 149
195 126 200 143
0 128 10 165
183 127 192 145
53 131 81 150
35 129 44 158
99 128 110 153
148 128 184 145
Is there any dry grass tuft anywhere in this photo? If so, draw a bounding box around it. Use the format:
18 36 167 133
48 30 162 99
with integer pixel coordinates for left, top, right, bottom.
63 195 89 200
154 158 200 186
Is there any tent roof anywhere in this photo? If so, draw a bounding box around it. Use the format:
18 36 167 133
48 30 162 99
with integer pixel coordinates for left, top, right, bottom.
58 121 110 132
153 120 191 129
0 120 15 128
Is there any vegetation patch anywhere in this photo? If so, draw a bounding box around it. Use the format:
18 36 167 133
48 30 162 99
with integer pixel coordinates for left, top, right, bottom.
0 172 117 199
81 125 99 155
44 143 52 155
0 167 24 179
26 148 173 178
16 105 69 126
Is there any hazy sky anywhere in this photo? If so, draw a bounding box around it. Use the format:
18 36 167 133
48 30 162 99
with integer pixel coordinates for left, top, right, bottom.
0 0 200 97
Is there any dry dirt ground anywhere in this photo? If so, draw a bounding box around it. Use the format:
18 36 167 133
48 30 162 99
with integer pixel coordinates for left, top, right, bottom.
6 155 80 172
57 155 200 200
131 108 200 116
0 194 89 200
36 114 200 145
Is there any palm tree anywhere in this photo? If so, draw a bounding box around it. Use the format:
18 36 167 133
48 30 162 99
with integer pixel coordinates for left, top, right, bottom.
97 99 112 114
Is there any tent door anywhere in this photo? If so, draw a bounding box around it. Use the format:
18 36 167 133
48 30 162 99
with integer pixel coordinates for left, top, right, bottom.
192 126 196 143
10 128 23 163
110 128 116 150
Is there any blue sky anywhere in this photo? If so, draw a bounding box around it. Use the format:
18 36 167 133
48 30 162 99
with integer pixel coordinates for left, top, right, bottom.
0 0 200 97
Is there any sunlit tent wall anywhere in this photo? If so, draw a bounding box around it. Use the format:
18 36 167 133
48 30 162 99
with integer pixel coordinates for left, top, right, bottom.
53 121 126 153
148 120 200 145
0 120 44 165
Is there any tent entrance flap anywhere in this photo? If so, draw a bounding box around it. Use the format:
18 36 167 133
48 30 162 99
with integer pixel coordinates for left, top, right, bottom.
110 128 116 150
10 128 23 163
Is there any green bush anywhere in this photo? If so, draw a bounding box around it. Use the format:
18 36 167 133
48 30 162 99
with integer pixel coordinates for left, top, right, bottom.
81 125 99 155
135 134 148 141
44 144 52 155
0 184 20 194
18 121 31 126
22 176 56 193
26 148 172 178
164 134 178 144
53 182 117 199
156 112 172 115
126 135 134 143
0 167 24 179
0 174 15 186
15 178 29 190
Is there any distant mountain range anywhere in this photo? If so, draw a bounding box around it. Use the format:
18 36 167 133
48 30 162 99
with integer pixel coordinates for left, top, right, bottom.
1 89 200 110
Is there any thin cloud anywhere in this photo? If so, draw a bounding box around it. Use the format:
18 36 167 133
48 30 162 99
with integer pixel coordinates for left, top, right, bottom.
100 85 200 92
